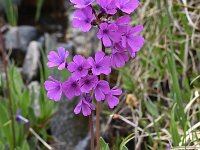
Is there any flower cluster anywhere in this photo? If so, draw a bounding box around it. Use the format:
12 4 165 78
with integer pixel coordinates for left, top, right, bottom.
71 0 144 68
44 0 144 116
45 49 122 116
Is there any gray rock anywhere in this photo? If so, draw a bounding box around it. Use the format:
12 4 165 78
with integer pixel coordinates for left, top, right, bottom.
28 81 40 117
4 26 39 52
22 41 41 82
44 33 57 51
50 97 89 150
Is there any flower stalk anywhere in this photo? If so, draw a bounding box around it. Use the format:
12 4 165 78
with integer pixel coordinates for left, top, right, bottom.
89 114 94 150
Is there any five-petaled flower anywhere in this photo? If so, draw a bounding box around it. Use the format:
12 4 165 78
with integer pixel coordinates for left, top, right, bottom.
47 47 69 70
105 86 122 109
94 80 110 101
87 51 111 75
74 94 95 116
79 75 98 93
72 6 95 32
97 23 121 47
67 55 90 80
44 76 62 101
62 77 81 99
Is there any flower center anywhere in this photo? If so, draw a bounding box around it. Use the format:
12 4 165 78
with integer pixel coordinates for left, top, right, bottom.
85 19 91 23
71 82 77 88
95 64 101 69
85 79 90 85
77 66 83 71
103 29 108 34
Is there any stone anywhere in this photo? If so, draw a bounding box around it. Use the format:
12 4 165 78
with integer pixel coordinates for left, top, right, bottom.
4 26 39 52
22 41 41 82
44 33 57 51
50 97 89 150
28 81 40 117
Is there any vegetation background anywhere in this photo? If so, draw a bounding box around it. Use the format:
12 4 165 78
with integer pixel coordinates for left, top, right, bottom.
0 0 200 150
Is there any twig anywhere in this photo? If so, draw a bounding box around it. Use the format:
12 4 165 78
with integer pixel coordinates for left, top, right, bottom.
89 114 94 150
96 102 100 150
181 0 198 29
112 114 143 132
29 128 53 150
0 31 16 149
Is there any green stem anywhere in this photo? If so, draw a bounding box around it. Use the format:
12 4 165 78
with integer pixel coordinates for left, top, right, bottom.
0 31 16 149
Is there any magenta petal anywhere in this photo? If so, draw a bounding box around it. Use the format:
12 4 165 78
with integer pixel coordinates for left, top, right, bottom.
82 103 92 116
95 88 105 101
58 62 66 70
127 36 144 53
74 100 82 114
95 51 105 63
103 34 111 47
82 23 92 32
87 57 95 66
67 62 77 72
115 15 131 25
73 55 84 64
107 95 119 109
72 19 84 28
97 29 104 39
130 25 143 35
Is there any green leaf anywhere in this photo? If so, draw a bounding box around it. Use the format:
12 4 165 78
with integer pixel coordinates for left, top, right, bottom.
20 90 30 116
12 67 23 96
35 0 45 21
21 140 30 150
100 137 110 150
0 141 4 150
0 103 13 148
120 67 135 91
144 100 159 117
170 104 180 146
122 145 128 150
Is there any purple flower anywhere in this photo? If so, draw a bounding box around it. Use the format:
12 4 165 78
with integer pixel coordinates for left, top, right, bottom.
44 76 62 101
121 25 144 58
94 80 110 101
97 0 117 15
62 77 81 99
105 86 122 108
74 95 95 116
70 0 95 8
67 55 91 80
79 75 98 93
111 44 129 68
97 23 121 47
115 15 131 26
16 109 29 123
87 51 111 75
47 47 69 70
72 6 95 32
115 0 140 14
